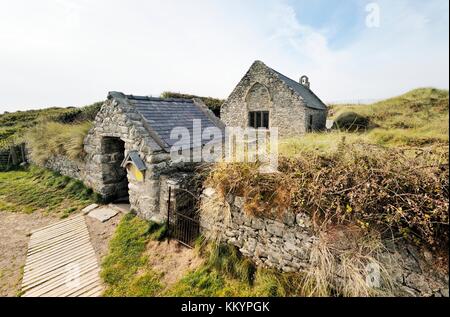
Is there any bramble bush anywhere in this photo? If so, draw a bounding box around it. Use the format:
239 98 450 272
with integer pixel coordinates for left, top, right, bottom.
207 143 449 249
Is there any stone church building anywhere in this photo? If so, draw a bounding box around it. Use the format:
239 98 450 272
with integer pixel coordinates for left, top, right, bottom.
221 61 328 137
40 60 328 222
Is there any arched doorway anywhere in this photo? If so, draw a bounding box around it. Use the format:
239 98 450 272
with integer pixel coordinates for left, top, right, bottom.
100 137 129 203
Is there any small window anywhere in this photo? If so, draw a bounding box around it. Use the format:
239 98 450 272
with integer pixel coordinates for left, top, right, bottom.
249 111 269 129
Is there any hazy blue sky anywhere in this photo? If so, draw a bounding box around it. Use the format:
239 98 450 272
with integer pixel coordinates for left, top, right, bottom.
0 0 448 112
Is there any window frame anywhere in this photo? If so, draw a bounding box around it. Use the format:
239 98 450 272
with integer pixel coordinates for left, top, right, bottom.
248 111 269 129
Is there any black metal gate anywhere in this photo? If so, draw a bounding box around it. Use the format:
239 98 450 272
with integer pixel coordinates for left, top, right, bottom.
167 187 200 248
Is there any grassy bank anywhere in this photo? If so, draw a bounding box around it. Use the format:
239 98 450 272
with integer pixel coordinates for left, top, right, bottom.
25 121 92 165
321 88 449 149
0 165 98 217
101 214 397 297
0 102 102 150
101 214 307 297
281 88 449 156
101 214 165 297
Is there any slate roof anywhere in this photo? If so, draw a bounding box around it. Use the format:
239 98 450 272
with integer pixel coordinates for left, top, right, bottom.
121 150 147 171
263 63 327 110
108 92 223 151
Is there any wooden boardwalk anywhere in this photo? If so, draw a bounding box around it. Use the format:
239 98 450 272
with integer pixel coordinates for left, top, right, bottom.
21 215 103 297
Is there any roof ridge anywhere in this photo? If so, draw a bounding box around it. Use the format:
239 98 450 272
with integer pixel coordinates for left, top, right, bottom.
263 65 327 110
126 95 194 103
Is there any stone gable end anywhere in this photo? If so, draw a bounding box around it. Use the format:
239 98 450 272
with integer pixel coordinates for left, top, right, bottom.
221 61 327 137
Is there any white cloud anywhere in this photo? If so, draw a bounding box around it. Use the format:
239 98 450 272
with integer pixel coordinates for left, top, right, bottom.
261 0 449 102
0 0 448 112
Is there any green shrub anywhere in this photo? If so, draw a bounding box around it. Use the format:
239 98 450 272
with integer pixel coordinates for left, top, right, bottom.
333 112 372 132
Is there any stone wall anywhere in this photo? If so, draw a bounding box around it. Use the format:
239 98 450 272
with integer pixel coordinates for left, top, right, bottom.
200 188 316 272
221 61 327 138
27 96 201 223
29 97 188 222
44 155 84 180
199 188 449 297
82 97 177 221
305 107 329 132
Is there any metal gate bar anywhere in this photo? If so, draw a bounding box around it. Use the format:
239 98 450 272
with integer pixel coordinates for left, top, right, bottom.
167 186 200 248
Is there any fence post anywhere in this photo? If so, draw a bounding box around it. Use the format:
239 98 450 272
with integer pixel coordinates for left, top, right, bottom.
10 146 18 166
167 186 171 244
20 143 26 163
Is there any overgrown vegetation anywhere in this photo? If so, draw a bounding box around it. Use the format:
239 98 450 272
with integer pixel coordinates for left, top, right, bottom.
25 121 92 165
160 91 224 117
165 240 317 297
332 112 374 132
299 227 393 297
207 143 449 250
101 214 396 297
0 165 99 216
0 101 102 150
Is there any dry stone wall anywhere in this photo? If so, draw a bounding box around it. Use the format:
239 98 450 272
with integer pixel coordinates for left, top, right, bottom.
200 188 316 272
200 188 449 297
44 155 83 180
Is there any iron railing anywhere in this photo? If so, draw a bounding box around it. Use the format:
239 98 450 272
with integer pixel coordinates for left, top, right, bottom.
167 187 200 248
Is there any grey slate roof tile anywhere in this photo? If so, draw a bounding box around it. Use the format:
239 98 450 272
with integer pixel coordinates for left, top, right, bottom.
110 93 223 151
121 150 147 171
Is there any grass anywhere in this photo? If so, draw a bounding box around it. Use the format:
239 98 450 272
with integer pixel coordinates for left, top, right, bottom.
298 227 394 297
0 107 75 149
165 242 305 297
101 215 391 297
101 213 164 297
330 88 448 126
281 89 448 156
0 101 102 150
101 214 310 297
0 165 99 216
320 88 449 149
25 121 92 165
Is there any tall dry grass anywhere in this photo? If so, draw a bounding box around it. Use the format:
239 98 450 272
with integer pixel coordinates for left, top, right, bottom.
25 121 92 165
299 225 394 297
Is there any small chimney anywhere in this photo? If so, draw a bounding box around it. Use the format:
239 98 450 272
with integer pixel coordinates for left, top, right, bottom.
300 75 310 89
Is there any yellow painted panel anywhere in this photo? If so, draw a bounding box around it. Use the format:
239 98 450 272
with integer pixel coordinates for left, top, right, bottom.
128 164 144 182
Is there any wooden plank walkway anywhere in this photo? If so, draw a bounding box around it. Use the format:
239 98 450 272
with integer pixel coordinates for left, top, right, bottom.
21 215 103 297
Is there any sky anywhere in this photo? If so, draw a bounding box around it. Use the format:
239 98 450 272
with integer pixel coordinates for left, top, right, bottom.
0 0 448 112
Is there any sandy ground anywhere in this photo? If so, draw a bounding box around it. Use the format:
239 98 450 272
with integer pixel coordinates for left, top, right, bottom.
0 207 123 297
0 211 58 297
85 212 123 264
146 240 203 289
